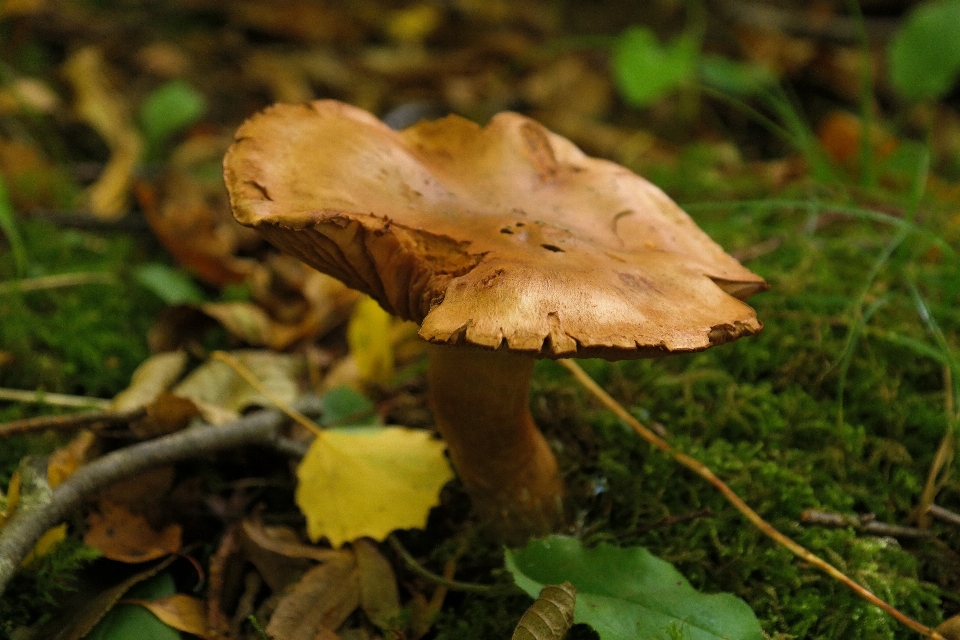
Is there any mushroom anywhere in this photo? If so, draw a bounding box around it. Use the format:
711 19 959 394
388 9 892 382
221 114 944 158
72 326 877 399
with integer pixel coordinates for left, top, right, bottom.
223 100 767 541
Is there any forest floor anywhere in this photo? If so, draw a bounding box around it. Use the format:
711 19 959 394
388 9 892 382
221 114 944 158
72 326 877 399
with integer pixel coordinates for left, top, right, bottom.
1 1 960 639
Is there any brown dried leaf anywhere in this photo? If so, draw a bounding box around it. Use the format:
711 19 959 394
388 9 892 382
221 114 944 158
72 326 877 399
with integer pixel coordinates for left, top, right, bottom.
61 46 142 220
47 430 97 488
140 170 256 286
239 518 333 593
124 594 212 637
30 556 178 640
512 582 577 640
817 110 897 166
938 614 960 640
266 549 361 640
355 538 401 630
110 351 189 412
97 466 176 510
84 500 182 563
130 392 201 438
172 350 304 424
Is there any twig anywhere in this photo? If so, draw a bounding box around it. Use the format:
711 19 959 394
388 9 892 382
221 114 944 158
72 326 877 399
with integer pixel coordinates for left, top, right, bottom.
386 534 506 595
800 510 931 539
928 505 960 528
0 397 322 597
0 388 111 409
560 359 946 640
0 271 117 295
0 406 145 438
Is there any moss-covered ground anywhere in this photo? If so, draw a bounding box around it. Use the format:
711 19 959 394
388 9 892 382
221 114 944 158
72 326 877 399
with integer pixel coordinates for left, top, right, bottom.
2 6 960 636
4 147 960 638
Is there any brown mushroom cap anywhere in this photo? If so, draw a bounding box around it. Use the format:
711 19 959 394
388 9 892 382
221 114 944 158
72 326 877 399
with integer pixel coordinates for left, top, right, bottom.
225 100 767 359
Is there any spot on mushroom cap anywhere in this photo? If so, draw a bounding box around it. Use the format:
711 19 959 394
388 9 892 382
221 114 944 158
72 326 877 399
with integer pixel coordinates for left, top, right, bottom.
224 99 768 359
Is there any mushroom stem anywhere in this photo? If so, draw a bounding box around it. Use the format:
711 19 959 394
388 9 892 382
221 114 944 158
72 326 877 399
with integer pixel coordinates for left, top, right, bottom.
427 344 564 541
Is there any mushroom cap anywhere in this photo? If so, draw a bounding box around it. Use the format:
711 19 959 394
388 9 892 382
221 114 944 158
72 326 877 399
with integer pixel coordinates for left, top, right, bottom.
224 100 767 359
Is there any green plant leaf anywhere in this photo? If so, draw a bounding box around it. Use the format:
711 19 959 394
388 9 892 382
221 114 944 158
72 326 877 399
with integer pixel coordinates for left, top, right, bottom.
699 55 774 98
135 263 205 305
889 0 960 100
318 385 378 426
85 572 181 640
505 536 763 640
139 80 207 152
612 27 698 107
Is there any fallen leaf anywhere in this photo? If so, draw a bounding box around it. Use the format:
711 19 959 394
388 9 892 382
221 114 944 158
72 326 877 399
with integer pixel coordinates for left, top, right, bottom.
296 427 453 547
111 351 188 412
817 110 897 166
124 594 211 637
130 392 201 438
347 296 395 385
84 572 180 640
84 500 182 563
21 524 68 567
355 538 401 630
139 170 256 286
97 466 176 510
47 429 97 488
506 536 763 640
239 518 337 592
61 46 143 220
173 350 304 424
512 582 576 640
938 614 960 640
199 301 322 350
266 549 361 640
31 556 178 640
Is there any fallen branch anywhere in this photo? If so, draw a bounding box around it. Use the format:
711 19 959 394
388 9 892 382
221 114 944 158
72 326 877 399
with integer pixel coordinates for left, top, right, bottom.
560 359 946 640
0 388 111 409
800 510 932 539
928 505 960 528
0 406 146 439
0 397 322 597
0 271 117 295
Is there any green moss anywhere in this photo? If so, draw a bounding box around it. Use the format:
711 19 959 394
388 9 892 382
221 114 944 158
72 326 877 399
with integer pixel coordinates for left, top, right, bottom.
0 537 101 635
0 220 164 402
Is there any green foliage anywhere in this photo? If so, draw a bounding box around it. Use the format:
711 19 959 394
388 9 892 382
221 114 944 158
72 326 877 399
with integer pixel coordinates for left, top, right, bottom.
0 220 163 404
698 55 774 98
506 536 763 640
0 537 101 635
318 385 378 426
888 0 960 101
611 27 698 108
134 262 206 305
139 79 207 158
85 572 181 640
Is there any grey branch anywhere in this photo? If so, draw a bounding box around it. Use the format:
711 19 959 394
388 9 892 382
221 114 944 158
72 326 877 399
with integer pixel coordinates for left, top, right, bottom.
0 398 322 597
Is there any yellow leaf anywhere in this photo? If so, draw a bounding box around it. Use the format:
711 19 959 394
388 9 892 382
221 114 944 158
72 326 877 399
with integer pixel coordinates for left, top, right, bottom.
347 296 394 385
296 428 453 547
126 594 211 637
20 523 67 567
47 429 97 488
